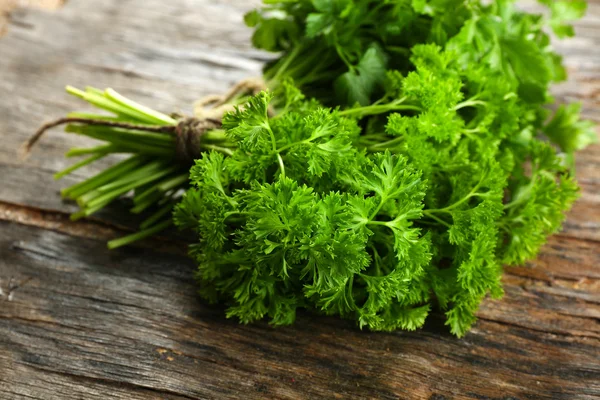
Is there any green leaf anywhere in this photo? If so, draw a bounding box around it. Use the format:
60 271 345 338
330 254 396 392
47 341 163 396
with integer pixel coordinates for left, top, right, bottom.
546 0 587 38
544 103 598 153
334 46 388 106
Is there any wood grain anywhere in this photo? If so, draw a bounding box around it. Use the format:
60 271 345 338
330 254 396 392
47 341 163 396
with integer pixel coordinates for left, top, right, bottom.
0 0 64 38
0 0 598 399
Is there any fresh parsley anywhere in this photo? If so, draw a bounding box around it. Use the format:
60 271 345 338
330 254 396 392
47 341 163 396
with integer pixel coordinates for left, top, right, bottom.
32 0 596 336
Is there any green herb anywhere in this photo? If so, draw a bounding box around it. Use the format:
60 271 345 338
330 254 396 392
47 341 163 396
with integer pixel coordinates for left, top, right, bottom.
30 0 596 336
173 37 590 336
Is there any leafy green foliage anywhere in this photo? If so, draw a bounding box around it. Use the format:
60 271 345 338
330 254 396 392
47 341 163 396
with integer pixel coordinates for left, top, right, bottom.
544 103 597 154
174 0 595 336
47 0 595 337
540 0 587 37
250 0 586 109
176 95 436 331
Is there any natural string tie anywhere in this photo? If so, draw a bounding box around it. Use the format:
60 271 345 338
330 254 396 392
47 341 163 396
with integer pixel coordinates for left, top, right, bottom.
21 117 222 166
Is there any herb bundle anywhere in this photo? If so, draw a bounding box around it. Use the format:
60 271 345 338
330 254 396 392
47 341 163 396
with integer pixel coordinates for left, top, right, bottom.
31 0 596 336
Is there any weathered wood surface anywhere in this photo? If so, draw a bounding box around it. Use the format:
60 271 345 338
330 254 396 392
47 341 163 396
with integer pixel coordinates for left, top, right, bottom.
0 0 598 399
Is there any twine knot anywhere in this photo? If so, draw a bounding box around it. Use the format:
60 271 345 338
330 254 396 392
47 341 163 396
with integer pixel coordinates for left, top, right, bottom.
174 117 222 165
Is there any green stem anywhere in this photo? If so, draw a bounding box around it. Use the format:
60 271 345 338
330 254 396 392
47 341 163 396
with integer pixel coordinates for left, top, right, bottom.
66 124 174 146
264 122 278 153
94 161 168 193
339 100 422 118
140 202 176 230
66 112 132 123
268 44 304 84
157 174 188 192
277 154 286 178
454 99 487 110
367 196 387 223
367 220 389 227
283 46 328 81
335 42 354 71
107 219 173 249
85 166 178 208
66 144 119 157
54 153 107 180
62 156 145 199
67 86 163 125
65 125 173 156
131 191 164 214
203 144 234 156
201 129 228 143
104 88 176 125
426 192 487 214
365 136 404 152
422 211 452 228
503 176 537 212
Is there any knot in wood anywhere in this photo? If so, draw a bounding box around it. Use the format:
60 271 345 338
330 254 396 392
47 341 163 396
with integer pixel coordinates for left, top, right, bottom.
175 117 221 165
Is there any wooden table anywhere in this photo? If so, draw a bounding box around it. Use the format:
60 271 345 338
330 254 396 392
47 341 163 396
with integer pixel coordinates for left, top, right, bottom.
0 1 598 399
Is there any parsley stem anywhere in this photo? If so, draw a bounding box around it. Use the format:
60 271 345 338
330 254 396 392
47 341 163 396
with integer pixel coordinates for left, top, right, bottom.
85 167 178 208
157 174 188 192
427 192 488 214
367 220 389 227
285 46 330 82
263 122 278 152
94 161 167 193
268 44 303 84
294 69 339 87
367 244 382 276
425 172 489 215
368 196 387 223
203 144 234 156
131 191 164 214
107 219 173 250
454 99 487 110
53 152 107 180
133 172 181 205
365 136 404 152
140 202 176 230
104 88 177 125
277 154 286 178
62 156 146 198
67 86 163 125
339 101 422 118
422 211 452 228
134 184 163 205
65 124 174 146
503 176 537 211
65 144 119 157
335 42 354 71
66 112 133 123
64 125 174 156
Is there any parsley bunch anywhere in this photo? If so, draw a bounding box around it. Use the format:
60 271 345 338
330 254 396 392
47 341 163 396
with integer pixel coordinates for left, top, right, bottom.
34 0 596 335
174 0 596 336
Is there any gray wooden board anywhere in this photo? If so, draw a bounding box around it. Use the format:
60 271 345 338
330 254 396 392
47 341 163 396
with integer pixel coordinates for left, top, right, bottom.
0 0 598 399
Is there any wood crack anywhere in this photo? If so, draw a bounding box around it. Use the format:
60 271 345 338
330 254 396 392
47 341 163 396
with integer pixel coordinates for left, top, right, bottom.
477 316 600 340
555 232 600 245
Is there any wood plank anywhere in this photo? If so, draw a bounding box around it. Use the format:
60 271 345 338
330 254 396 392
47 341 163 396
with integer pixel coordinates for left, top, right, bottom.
0 220 598 400
0 0 599 399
